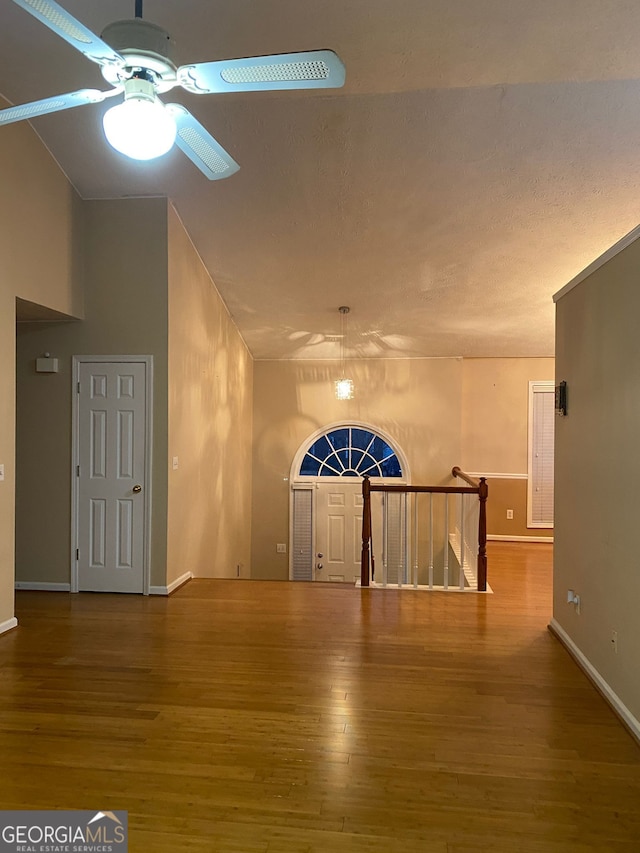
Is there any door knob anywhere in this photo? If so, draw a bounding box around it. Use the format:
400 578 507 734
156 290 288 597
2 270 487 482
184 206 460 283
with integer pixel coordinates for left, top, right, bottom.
132 484 142 493
317 553 323 558
316 563 323 570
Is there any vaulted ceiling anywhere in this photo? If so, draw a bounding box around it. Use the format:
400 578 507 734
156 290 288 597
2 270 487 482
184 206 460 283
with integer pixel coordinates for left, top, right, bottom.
2 0 640 358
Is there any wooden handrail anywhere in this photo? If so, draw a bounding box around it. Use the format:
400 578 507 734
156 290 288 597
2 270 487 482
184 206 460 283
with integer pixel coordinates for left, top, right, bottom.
368 483 479 495
451 466 480 488
360 469 488 591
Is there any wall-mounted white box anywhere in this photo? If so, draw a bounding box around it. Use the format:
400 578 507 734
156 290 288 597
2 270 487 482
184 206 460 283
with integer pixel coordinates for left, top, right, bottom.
35 357 59 373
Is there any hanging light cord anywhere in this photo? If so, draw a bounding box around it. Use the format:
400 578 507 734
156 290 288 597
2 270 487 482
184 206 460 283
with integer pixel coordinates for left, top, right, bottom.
339 306 349 379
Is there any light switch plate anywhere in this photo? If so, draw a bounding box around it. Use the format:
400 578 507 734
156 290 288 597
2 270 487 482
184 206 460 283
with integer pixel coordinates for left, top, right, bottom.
276 543 287 554
172 456 179 470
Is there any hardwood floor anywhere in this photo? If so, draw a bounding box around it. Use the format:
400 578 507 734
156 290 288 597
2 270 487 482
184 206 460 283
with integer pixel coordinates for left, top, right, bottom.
2 543 640 852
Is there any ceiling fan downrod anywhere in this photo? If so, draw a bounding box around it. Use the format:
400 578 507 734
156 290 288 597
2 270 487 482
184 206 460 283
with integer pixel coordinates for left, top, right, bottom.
135 0 143 19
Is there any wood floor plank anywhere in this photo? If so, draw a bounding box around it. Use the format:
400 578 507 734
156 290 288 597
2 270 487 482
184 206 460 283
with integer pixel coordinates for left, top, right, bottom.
1 543 640 851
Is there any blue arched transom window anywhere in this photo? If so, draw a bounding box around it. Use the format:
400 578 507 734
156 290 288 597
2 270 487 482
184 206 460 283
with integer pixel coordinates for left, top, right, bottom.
299 426 402 478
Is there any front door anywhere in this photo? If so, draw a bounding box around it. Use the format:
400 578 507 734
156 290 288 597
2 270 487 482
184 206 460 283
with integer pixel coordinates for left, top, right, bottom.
315 482 383 582
75 360 148 593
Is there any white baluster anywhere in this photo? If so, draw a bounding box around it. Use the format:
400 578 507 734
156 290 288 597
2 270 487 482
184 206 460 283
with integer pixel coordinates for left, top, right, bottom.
443 494 449 590
382 492 388 587
398 493 405 588
428 493 434 589
459 495 465 590
413 492 419 588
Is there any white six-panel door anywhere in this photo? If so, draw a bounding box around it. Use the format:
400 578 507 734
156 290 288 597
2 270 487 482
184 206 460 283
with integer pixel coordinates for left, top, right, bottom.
314 483 383 582
75 361 148 593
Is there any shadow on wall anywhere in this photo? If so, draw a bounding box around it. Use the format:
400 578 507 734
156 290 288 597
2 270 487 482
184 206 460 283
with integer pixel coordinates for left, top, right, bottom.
168 267 252 579
253 358 463 485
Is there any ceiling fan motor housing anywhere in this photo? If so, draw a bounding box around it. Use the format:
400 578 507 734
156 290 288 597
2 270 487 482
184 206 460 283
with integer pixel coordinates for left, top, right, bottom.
100 20 177 92
102 19 172 58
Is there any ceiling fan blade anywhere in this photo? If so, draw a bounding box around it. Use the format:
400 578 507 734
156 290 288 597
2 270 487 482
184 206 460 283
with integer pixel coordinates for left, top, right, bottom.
177 49 345 94
166 104 240 180
0 88 120 126
11 0 125 71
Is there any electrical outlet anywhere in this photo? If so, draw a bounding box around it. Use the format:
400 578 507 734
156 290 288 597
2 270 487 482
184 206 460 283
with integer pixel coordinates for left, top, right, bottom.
612 630 618 654
506 509 514 519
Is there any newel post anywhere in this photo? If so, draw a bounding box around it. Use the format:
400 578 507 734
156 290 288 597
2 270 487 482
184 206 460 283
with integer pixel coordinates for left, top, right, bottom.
360 476 372 587
477 477 488 591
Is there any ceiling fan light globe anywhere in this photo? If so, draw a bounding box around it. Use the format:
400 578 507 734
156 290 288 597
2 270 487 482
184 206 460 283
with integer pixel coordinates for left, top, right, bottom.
103 96 176 161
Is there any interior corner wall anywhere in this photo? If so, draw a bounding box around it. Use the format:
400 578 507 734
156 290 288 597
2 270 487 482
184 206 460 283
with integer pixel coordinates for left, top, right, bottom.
461 357 555 538
15 197 170 590
554 238 640 723
0 112 84 629
0 288 18 629
250 358 463 580
166 206 253 581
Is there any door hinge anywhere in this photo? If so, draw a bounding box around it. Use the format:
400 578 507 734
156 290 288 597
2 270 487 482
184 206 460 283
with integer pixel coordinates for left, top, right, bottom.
77 381 81 394
76 548 79 560
76 465 80 477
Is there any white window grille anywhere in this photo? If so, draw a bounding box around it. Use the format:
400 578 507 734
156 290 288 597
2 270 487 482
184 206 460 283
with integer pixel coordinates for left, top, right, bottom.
299 426 402 478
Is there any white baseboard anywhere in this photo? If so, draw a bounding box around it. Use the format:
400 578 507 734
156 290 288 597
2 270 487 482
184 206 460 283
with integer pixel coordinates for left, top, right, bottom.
356 580 492 594
15 582 71 591
488 534 554 543
150 571 192 596
549 618 640 745
0 617 18 635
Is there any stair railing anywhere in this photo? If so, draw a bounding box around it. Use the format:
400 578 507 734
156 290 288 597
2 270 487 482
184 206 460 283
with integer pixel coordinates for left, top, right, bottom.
360 467 488 591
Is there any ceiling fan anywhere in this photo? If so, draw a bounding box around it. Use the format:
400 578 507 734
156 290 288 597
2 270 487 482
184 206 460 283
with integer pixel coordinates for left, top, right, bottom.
0 0 346 179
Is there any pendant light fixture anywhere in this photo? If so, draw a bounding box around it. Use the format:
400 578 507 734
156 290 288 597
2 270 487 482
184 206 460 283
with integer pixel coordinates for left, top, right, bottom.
335 305 354 400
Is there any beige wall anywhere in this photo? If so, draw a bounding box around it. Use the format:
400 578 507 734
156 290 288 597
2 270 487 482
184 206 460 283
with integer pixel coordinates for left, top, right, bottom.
0 288 17 629
555 237 640 722
15 197 169 588
462 357 555 537
462 358 555 473
0 114 84 628
486 478 538 538
0 110 85 318
251 358 463 580
167 207 253 581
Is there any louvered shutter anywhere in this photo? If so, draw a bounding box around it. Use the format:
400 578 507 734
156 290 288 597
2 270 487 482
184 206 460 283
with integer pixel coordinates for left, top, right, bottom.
291 488 313 580
384 492 407 584
528 382 555 528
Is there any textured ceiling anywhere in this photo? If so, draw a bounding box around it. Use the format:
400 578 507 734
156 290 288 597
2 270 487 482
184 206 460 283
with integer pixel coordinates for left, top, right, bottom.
2 0 640 358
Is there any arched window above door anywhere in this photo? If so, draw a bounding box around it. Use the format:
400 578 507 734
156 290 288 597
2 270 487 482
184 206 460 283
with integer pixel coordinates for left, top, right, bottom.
299 426 402 478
